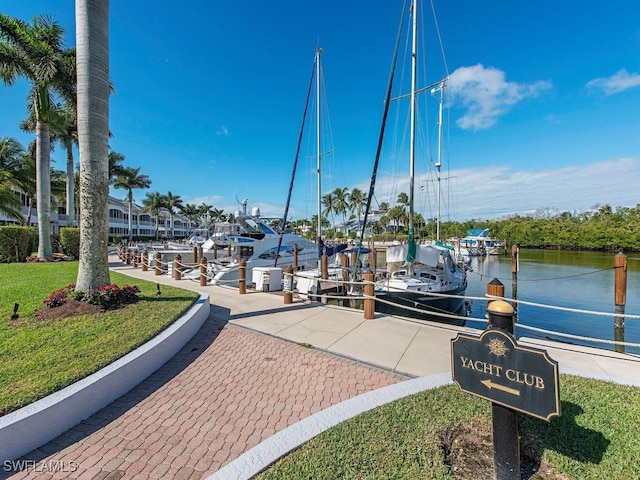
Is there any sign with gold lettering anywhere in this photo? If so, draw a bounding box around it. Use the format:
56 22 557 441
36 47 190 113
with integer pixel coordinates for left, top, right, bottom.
451 329 560 421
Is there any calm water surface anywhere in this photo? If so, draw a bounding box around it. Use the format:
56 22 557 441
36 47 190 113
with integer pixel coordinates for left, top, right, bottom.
462 249 640 355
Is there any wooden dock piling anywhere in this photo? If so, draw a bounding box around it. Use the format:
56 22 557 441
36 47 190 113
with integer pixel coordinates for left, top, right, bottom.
614 251 627 353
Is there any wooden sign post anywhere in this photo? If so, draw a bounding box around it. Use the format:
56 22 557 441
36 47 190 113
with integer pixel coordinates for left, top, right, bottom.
451 300 560 480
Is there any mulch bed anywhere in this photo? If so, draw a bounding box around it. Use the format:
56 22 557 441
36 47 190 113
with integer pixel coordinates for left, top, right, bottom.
439 421 569 480
33 299 105 321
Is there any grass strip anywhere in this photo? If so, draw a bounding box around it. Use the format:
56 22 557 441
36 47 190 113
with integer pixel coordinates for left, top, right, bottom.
0 261 199 415
257 376 640 480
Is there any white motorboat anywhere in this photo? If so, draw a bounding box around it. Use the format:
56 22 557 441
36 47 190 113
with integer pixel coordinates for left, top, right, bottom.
197 202 319 287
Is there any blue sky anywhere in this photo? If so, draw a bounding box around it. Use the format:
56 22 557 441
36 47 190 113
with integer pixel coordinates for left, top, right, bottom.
2 0 640 224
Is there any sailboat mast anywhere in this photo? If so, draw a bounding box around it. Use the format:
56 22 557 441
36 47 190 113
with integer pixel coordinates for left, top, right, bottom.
436 82 443 242
408 0 417 236
316 46 323 245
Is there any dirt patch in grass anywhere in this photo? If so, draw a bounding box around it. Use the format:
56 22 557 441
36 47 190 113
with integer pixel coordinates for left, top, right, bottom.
33 299 105 320
439 422 569 480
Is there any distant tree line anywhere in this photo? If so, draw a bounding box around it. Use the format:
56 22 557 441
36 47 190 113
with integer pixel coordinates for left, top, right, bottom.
433 204 640 251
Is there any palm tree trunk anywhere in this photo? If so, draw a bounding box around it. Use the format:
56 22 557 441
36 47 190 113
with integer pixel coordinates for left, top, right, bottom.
75 0 110 291
66 147 75 226
36 119 52 258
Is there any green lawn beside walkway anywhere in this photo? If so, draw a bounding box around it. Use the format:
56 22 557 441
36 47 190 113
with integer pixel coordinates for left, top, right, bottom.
0 261 199 415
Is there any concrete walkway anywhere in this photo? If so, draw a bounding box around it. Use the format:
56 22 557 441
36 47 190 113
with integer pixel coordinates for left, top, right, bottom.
4 255 639 479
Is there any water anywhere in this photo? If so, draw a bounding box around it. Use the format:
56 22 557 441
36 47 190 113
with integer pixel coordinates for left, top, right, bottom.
462 249 640 355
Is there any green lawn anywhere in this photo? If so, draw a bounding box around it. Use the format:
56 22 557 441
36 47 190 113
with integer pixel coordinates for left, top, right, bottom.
0 261 199 415
256 377 639 480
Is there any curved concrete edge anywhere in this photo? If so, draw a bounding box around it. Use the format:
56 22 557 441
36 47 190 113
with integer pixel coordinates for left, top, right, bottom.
209 373 453 480
0 293 210 463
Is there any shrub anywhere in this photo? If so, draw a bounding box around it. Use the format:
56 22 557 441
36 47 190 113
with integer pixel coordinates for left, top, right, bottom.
45 283 141 310
72 284 141 309
60 228 80 259
44 284 76 308
0 226 36 262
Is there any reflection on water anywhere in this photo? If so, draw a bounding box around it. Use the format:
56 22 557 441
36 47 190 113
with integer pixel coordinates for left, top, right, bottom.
463 249 640 355
373 247 640 354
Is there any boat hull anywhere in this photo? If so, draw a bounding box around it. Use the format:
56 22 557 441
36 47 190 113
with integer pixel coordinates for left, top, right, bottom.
374 285 467 326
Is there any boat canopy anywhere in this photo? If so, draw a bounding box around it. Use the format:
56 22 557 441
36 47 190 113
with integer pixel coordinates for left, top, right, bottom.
386 244 444 268
318 238 348 257
466 228 490 238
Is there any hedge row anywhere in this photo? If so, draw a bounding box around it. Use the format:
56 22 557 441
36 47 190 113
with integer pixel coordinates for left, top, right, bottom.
0 226 35 262
0 226 80 262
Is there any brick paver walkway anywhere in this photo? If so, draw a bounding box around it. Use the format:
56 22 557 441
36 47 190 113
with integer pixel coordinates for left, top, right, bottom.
4 314 405 479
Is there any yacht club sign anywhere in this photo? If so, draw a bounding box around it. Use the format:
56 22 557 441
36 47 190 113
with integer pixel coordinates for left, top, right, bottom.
451 328 560 421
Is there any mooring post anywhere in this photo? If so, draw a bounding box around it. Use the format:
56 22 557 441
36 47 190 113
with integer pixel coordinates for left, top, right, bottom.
363 273 375 320
142 250 148 272
294 244 299 271
199 256 207 287
614 250 627 353
341 254 349 294
487 300 520 480
369 248 377 276
154 252 161 275
487 278 505 312
174 254 182 280
321 254 328 280
238 260 246 294
283 267 293 305
193 246 198 264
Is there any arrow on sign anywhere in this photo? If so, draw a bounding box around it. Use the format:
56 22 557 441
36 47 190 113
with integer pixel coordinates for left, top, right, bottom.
481 379 520 396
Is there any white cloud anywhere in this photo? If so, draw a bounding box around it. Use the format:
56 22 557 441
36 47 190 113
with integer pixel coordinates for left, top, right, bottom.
216 125 229 136
367 157 640 221
448 64 552 131
586 69 640 95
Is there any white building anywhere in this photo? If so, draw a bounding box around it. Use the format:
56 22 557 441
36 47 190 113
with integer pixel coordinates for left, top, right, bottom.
0 195 191 242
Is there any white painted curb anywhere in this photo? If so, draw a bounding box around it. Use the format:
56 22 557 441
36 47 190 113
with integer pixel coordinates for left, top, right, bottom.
209 373 453 480
0 293 210 462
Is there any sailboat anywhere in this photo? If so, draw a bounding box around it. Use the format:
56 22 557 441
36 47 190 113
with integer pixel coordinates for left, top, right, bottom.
361 0 467 320
293 46 348 291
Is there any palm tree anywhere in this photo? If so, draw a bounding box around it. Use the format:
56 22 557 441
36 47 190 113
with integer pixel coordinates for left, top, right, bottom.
20 102 78 226
322 192 336 232
51 104 78 226
210 207 225 223
162 191 183 239
0 137 27 222
108 150 126 182
0 13 76 258
75 0 111 291
198 203 213 230
18 141 67 227
349 187 367 234
332 187 350 235
388 205 406 234
143 192 165 240
113 166 151 242
397 192 409 210
179 203 200 233
0 171 23 222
